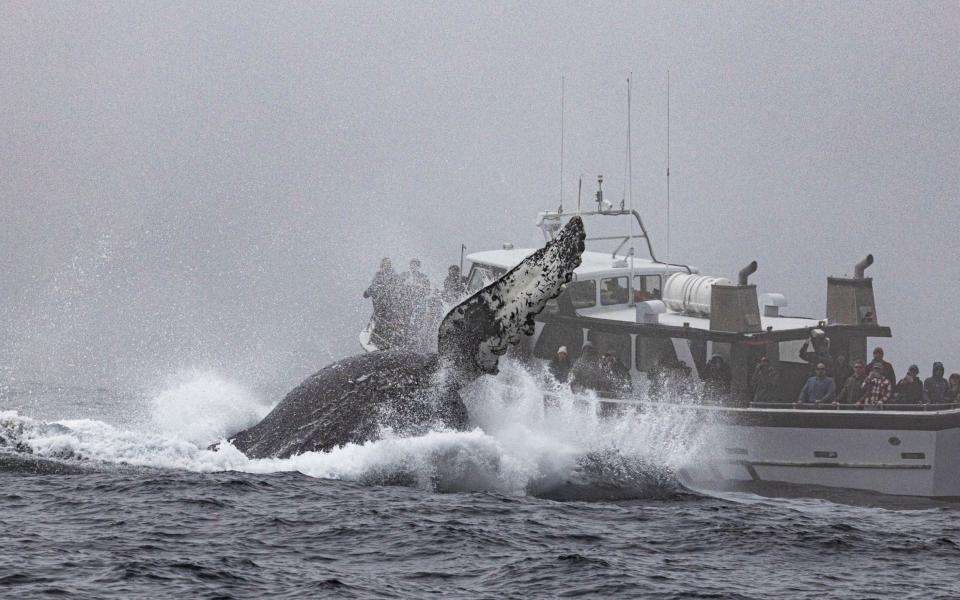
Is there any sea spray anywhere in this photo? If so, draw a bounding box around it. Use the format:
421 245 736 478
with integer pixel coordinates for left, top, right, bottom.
1 361 718 499
149 370 271 446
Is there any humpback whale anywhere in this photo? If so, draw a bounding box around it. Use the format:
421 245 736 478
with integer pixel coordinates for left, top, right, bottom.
227 216 586 459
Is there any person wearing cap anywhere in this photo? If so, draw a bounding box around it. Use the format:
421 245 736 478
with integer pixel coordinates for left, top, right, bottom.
895 365 923 405
865 347 896 388
923 362 949 404
861 363 893 407
750 356 779 404
797 362 836 405
549 345 573 383
838 360 868 405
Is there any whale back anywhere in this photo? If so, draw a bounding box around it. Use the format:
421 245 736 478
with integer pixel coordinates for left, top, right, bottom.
228 351 465 459
438 216 585 376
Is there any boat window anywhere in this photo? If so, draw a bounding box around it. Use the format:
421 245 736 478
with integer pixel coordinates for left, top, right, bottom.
778 339 808 364
466 265 505 292
633 275 663 302
600 277 630 306
636 336 677 372
587 330 631 368
567 280 596 309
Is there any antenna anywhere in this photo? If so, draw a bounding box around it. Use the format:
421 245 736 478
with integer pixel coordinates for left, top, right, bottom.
559 75 565 213
577 175 582 214
666 69 671 263
627 74 636 302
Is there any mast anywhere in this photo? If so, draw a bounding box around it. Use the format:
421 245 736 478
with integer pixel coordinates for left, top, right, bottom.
627 74 636 304
559 75 565 213
666 69 671 263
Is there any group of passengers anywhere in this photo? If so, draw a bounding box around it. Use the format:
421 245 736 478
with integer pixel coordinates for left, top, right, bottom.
795 343 960 409
363 258 467 350
548 343 632 396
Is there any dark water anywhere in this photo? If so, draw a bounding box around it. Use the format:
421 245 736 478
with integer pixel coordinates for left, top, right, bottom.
3 380 960 598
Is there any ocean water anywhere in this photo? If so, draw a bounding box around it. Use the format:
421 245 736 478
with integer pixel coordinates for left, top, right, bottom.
2 364 959 599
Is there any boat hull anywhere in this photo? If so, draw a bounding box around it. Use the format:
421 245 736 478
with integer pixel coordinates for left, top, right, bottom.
659 405 960 498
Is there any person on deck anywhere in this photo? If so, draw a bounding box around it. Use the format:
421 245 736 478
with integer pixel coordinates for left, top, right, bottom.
865 346 896 388
797 363 836 406
600 350 633 395
363 258 401 345
399 259 434 351
923 362 949 405
441 265 467 303
548 346 572 383
799 329 833 376
570 342 601 393
750 356 780 404
833 355 853 391
861 363 893 408
949 373 960 404
703 354 732 399
837 360 867 405
895 365 923 405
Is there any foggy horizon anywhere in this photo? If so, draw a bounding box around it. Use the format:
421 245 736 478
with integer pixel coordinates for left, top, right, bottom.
2 2 958 397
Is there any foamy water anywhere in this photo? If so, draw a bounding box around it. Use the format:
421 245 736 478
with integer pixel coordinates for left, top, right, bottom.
0 362 711 499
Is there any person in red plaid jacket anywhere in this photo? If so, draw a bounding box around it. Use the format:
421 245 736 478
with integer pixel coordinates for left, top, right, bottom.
860 363 893 408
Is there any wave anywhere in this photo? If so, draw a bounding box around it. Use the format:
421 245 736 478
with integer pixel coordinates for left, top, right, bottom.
0 364 713 500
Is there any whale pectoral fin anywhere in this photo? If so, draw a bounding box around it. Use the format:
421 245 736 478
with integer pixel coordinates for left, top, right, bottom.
438 216 585 375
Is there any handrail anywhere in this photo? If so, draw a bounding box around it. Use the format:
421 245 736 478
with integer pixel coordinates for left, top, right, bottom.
750 402 960 412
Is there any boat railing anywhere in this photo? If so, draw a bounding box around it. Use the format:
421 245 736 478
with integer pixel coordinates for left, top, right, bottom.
750 401 960 412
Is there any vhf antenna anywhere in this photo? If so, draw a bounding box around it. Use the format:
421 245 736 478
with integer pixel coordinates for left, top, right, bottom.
559 75 565 213
666 69 671 263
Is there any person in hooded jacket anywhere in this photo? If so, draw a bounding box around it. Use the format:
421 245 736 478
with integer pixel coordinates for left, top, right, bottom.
895 365 923 405
924 362 950 404
570 342 601 393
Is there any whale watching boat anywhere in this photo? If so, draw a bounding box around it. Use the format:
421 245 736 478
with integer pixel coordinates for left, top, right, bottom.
360 178 960 498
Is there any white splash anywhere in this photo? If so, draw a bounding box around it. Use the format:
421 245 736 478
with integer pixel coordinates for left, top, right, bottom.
149 370 271 446
1 362 715 498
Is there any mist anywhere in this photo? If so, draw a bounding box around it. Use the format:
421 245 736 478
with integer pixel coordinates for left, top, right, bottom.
2 2 958 397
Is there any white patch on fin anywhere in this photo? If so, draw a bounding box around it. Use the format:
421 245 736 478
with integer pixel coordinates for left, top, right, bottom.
438 217 585 375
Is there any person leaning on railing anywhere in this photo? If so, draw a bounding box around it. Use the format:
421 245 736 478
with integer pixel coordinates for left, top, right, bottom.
895 365 924 405
948 373 960 404
797 363 836 407
837 360 867 406
924 362 949 404
860 363 893 408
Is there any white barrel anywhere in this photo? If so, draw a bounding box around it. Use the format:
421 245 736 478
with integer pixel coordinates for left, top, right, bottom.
662 273 732 316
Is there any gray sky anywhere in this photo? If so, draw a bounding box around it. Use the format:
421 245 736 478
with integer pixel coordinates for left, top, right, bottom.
1 1 958 395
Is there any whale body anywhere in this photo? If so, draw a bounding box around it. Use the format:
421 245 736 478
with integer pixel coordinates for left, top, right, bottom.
228 216 586 459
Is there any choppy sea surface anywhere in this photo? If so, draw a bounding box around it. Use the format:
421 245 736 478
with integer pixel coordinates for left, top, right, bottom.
2 365 960 599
